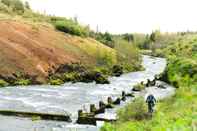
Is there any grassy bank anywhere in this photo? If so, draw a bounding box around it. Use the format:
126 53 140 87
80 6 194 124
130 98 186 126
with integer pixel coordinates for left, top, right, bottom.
101 33 197 131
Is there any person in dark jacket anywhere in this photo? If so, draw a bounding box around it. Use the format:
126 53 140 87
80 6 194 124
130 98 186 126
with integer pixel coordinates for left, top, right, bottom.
146 94 156 113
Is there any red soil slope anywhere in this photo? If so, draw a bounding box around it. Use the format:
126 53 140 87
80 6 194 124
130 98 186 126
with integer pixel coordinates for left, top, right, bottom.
0 20 112 82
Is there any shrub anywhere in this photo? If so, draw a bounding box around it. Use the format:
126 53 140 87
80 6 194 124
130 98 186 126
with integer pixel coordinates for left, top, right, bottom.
118 98 147 121
54 20 88 37
11 0 24 14
93 67 111 76
0 2 10 13
112 65 123 76
49 79 64 85
96 50 115 67
94 73 109 84
14 79 31 86
0 79 9 87
1 0 25 14
62 72 81 82
1 0 11 7
94 32 115 48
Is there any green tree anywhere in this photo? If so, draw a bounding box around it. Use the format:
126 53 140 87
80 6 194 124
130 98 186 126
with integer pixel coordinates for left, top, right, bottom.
150 30 160 42
1 0 11 7
12 0 25 14
94 32 115 48
24 1 30 9
123 33 134 43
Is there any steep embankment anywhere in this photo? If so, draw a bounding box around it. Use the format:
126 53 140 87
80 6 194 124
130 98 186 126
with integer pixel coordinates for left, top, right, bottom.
0 20 116 83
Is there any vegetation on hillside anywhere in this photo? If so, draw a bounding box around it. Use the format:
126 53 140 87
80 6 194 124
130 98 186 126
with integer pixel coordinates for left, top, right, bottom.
0 0 142 86
101 33 197 131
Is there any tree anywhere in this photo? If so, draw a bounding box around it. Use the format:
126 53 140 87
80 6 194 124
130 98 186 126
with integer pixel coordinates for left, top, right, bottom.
1 0 11 7
94 32 115 48
12 0 25 13
123 33 134 43
24 1 30 9
150 30 160 42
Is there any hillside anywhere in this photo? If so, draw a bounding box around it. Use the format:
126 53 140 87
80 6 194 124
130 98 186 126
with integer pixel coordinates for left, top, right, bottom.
0 0 142 85
0 20 116 83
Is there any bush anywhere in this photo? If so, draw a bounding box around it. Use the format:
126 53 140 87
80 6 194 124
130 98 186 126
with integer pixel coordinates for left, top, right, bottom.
62 72 81 82
49 79 64 85
14 79 31 86
94 32 115 48
112 65 123 76
1 0 25 14
94 73 109 84
93 67 111 76
118 98 147 121
1 0 11 7
0 2 11 13
11 0 24 14
0 79 9 87
54 20 88 37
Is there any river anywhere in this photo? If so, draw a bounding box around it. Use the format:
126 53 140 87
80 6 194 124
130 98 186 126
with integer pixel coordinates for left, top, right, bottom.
0 55 175 131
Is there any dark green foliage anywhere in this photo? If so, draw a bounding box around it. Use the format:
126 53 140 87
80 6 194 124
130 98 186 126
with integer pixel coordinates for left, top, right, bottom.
112 65 123 76
54 20 89 37
12 0 24 13
94 72 109 84
94 32 115 48
62 72 81 82
192 43 197 52
24 1 30 9
55 64 85 74
140 35 151 49
150 30 160 42
123 33 134 43
50 64 111 84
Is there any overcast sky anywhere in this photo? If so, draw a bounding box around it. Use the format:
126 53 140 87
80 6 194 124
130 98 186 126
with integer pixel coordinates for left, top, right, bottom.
24 0 197 34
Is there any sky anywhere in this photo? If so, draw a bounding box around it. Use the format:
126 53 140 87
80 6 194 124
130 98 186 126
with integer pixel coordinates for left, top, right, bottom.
24 0 197 34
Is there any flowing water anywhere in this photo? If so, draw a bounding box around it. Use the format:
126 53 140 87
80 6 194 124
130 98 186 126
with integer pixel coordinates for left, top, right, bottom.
0 56 175 131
